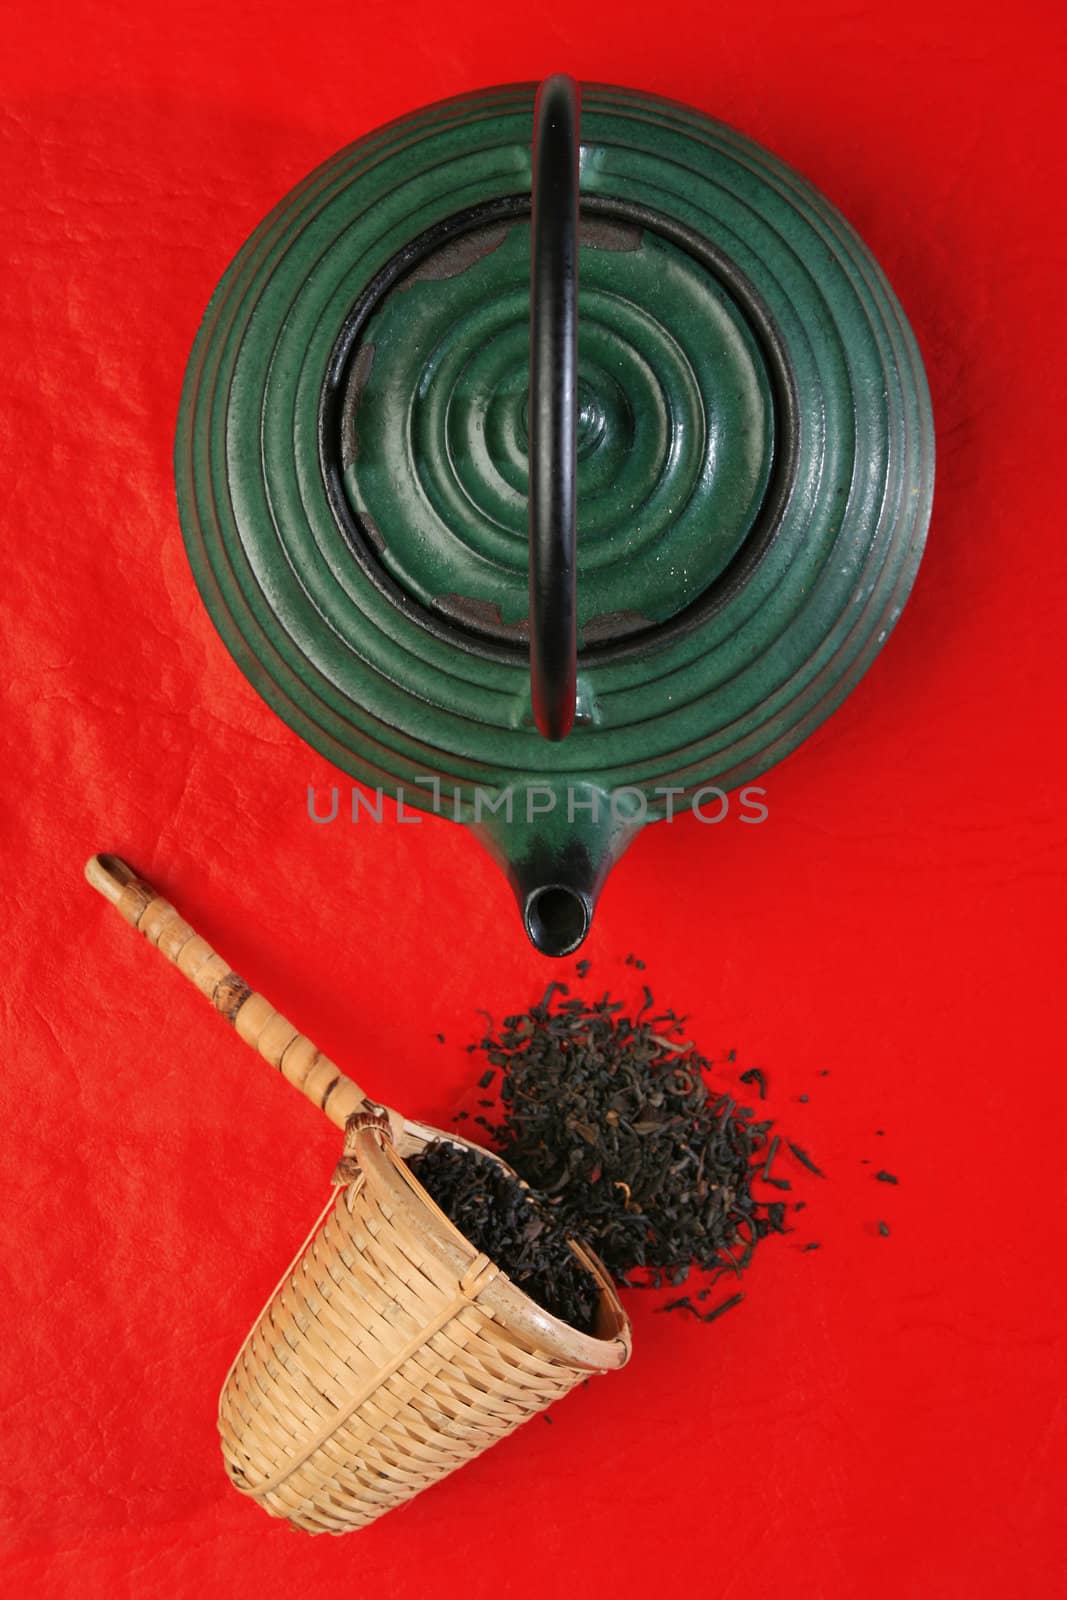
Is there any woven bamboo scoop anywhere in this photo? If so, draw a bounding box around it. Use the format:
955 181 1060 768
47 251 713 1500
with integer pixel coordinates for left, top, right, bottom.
85 854 631 1533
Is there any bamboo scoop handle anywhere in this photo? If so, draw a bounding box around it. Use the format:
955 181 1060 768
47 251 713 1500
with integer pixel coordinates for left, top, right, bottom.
84 854 405 1143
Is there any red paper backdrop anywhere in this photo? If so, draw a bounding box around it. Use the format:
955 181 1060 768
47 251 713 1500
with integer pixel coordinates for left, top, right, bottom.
2 2 1065 1595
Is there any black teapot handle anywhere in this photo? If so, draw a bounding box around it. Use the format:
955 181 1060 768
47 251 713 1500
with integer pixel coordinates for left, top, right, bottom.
529 74 580 742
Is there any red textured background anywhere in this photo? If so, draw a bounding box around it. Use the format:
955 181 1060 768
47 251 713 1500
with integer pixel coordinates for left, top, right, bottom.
2 3 1065 1595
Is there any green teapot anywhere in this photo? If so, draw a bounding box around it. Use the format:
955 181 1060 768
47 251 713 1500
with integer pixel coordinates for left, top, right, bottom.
177 77 933 955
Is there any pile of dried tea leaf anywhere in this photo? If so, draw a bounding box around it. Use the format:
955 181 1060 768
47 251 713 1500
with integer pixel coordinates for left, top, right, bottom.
458 983 807 1322
407 1139 601 1334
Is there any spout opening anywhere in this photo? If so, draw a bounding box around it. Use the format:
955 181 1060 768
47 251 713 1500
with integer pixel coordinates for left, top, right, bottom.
524 884 591 957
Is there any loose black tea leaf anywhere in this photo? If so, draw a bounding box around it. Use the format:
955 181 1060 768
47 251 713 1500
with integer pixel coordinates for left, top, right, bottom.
701 1292 744 1324
878 1221 891 1237
740 1067 767 1099
408 1140 600 1335
875 1170 899 1185
463 984 810 1317
787 1142 826 1178
660 1296 699 1317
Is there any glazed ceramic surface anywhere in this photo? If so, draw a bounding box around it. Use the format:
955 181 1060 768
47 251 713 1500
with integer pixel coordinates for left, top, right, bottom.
176 83 934 951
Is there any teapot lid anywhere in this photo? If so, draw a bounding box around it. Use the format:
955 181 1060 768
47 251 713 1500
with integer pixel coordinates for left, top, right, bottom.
335 209 777 650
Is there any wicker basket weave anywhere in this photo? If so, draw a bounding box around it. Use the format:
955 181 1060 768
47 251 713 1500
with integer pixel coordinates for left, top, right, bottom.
84 855 632 1535
218 1121 630 1532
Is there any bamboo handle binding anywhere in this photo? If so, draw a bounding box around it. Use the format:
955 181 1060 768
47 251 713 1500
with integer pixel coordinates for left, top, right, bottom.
84 854 403 1141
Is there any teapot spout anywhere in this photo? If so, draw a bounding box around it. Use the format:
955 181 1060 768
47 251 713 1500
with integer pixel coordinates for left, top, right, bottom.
522 881 593 958
470 781 641 957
